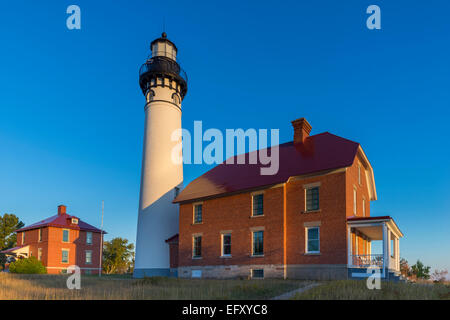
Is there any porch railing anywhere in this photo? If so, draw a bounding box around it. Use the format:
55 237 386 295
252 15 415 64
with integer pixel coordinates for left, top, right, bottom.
351 254 383 267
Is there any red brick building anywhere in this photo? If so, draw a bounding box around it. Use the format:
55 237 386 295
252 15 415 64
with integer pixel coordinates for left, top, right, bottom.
172 118 403 280
1 205 104 275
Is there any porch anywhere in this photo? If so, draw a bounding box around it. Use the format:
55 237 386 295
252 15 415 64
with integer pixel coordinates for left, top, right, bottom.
347 216 403 278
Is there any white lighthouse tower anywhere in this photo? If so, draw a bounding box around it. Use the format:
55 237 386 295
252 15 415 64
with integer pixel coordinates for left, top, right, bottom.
134 33 188 278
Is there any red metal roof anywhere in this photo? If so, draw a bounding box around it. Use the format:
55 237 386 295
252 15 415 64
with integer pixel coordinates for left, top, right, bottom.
16 213 105 233
174 132 360 203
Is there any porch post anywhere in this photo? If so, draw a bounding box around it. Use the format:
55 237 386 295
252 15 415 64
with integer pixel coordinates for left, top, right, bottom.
347 226 352 266
382 222 389 271
395 237 400 271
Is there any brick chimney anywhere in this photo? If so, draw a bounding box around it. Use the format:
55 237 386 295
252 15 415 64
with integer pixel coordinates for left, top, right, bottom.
58 205 67 216
291 118 312 144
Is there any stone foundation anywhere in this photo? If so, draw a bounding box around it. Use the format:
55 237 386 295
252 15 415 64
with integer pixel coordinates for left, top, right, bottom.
286 264 348 280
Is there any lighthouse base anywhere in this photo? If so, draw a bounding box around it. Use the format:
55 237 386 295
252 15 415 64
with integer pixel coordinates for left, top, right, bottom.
133 268 176 278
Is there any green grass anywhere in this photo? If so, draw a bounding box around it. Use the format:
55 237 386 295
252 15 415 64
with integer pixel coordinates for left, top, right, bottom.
292 280 450 300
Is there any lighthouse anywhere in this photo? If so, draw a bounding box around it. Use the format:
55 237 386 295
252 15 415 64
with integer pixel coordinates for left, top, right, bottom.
134 33 188 278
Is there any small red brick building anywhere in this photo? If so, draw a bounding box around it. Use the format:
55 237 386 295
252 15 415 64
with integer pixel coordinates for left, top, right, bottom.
172 118 403 280
1 205 104 275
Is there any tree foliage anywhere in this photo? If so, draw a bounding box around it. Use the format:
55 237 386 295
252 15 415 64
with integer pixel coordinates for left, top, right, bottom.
431 269 448 283
102 237 134 274
9 256 47 274
411 260 431 279
400 258 411 277
0 213 24 250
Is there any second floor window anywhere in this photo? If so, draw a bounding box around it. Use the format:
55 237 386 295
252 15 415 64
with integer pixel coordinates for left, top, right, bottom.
22 232 25 245
252 194 264 216
194 204 203 224
193 236 202 258
353 189 357 215
86 232 93 245
62 249 69 263
306 187 319 211
62 229 69 242
38 229 42 242
252 231 264 256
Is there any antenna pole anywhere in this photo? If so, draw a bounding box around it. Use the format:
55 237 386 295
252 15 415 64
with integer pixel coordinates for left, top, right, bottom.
99 200 104 277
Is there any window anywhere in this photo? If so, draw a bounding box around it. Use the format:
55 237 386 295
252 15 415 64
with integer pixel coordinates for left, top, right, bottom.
252 231 264 256
193 204 203 224
358 164 362 185
38 248 42 261
251 269 264 279
222 234 231 256
71 218 78 225
62 229 69 242
362 198 366 217
306 227 320 253
38 229 42 242
306 187 320 211
353 189 357 215
22 232 25 245
62 249 69 263
85 250 92 264
252 194 264 216
86 232 93 245
85 270 91 275
193 236 202 258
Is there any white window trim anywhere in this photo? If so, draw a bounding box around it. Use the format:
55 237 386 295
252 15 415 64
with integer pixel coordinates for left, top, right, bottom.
38 248 42 261
251 192 264 217
192 202 203 224
353 188 357 215
305 226 320 254
358 163 362 186
62 229 70 243
61 249 69 264
86 231 93 245
85 250 93 264
251 230 264 257
362 197 366 217
221 233 232 257
22 232 25 245
192 235 202 259
38 228 42 242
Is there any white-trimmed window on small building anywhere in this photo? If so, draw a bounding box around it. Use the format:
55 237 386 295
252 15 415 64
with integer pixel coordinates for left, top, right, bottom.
193 235 202 258
305 187 320 211
22 232 25 245
353 189 357 215
38 228 42 242
193 204 203 224
62 229 70 242
305 227 320 253
358 164 362 185
85 250 92 264
252 231 264 256
86 231 93 245
252 193 264 216
62 249 69 263
221 233 231 257
38 248 42 261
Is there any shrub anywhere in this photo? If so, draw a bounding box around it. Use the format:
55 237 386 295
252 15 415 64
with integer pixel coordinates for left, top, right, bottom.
9 257 47 274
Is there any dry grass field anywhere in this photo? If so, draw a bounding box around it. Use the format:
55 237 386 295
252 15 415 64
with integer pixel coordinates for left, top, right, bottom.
1 273 448 300
0 273 309 300
292 280 450 300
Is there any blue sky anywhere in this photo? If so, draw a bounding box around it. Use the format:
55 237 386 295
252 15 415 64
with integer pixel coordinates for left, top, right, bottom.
0 0 449 272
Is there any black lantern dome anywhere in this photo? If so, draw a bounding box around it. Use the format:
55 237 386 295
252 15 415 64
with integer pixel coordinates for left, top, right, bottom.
139 33 188 99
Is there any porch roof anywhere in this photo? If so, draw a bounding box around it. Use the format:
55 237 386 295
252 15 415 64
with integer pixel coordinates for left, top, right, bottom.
347 215 403 239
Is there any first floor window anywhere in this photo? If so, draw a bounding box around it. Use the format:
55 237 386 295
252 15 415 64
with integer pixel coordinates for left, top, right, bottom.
193 236 202 258
194 204 203 224
62 249 69 263
62 229 69 242
85 250 92 264
38 248 42 261
306 227 320 253
22 232 25 245
362 198 366 217
353 189 357 215
86 232 93 245
252 231 264 256
39 228 42 242
306 187 320 211
252 194 264 216
222 234 231 256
